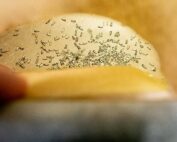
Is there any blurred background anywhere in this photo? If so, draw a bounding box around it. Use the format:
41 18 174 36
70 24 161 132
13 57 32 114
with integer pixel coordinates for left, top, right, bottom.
1 1 177 142
0 0 177 93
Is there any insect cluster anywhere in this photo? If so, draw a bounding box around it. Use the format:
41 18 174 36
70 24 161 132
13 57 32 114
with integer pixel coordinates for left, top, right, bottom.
0 15 158 74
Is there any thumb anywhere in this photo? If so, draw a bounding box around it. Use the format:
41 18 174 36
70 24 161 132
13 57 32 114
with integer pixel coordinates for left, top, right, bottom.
0 65 26 103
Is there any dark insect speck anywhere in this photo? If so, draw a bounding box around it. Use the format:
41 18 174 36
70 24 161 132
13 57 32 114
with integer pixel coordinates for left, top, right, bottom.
61 18 66 22
140 45 144 48
75 56 79 60
98 26 103 29
45 19 51 24
152 67 156 72
34 30 40 33
71 20 76 23
13 34 19 36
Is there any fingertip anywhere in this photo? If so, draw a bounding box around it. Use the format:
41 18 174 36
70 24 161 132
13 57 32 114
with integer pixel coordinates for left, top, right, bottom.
0 66 27 103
